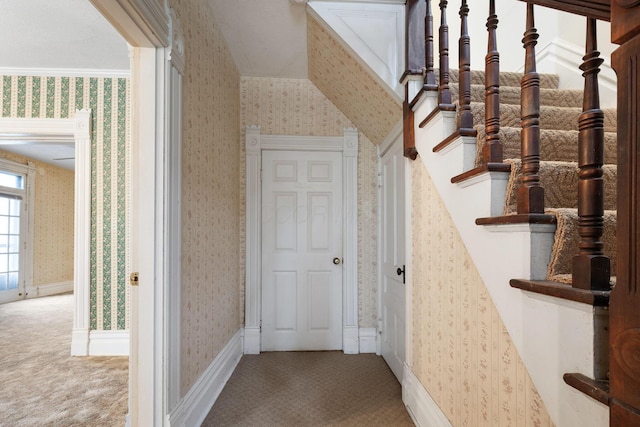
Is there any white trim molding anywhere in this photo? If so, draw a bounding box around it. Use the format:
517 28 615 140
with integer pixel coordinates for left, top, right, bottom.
88 330 130 356
403 366 452 427
0 67 130 79
244 126 360 354
165 8 185 414
169 329 243 427
0 112 91 356
358 327 377 353
32 280 74 297
90 0 170 47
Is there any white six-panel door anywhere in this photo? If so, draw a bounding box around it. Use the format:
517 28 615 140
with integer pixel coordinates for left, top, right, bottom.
380 138 406 381
261 150 343 351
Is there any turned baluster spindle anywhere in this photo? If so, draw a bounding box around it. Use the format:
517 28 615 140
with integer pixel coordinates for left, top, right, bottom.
458 0 474 135
483 0 502 163
573 18 610 291
424 0 437 90
517 3 544 214
438 1 455 110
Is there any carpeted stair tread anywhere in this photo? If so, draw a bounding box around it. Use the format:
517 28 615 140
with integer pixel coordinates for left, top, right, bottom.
473 126 618 167
448 69 559 89
451 84 584 108
546 208 617 284
471 103 617 132
503 159 617 214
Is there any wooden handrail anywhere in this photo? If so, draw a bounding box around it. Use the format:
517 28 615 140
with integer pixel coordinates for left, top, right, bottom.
483 0 502 163
517 3 545 214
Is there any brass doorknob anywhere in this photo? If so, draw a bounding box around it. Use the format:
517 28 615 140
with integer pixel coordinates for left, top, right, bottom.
333 257 342 265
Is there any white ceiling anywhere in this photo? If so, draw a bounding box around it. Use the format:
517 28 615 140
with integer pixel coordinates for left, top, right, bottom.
0 0 130 170
0 0 312 168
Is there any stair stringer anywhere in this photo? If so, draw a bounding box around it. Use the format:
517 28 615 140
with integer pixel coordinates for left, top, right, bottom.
411 91 609 427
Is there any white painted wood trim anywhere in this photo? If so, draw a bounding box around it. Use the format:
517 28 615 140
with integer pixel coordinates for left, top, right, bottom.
0 67 130 79
88 330 130 356
32 280 74 297
90 0 169 47
165 9 184 413
0 112 91 355
404 156 413 368
378 119 403 158
169 329 243 427
403 366 452 427
358 327 377 353
244 126 359 354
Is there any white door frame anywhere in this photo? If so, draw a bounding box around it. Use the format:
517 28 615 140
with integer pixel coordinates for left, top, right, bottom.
244 126 360 354
90 1 181 425
0 113 91 338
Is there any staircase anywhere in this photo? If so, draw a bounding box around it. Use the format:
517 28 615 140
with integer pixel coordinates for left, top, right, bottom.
448 70 618 287
404 1 617 424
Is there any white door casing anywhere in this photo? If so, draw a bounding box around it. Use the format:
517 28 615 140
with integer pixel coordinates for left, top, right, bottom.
244 126 359 354
90 0 178 425
261 150 343 351
379 129 406 382
0 113 90 348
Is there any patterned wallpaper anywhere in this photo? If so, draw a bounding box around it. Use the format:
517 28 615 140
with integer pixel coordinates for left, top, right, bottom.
240 76 378 328
172 0 242 396
307 16 402 145
0 151 74 286
0 74 130 331
411 161 554 426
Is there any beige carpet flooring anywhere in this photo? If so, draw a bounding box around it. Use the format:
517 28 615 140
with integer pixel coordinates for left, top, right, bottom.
203 351 414 427
0 293 128 426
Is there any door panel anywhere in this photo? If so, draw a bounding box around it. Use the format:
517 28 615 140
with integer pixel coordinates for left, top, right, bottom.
262 150 343 351
380 138 406 381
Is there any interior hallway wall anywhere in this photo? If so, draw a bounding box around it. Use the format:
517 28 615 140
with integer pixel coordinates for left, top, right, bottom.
240 76 378 329
0 74 130 331
170 0 242 396
410 161 553 426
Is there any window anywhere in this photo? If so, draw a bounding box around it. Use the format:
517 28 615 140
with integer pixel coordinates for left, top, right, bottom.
0 160 34 304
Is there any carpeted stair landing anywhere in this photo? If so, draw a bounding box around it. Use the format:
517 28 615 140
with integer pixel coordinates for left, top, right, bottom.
450 70 617 285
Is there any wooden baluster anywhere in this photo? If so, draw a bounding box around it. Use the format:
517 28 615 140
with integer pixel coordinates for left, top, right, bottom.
517 3 544 214
438 1 455 110
573 18 610 291
458 0 474 135
424 0 437 91
482 0 502 163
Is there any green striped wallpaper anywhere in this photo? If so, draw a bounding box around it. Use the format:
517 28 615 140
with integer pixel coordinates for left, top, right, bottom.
0 75 130 331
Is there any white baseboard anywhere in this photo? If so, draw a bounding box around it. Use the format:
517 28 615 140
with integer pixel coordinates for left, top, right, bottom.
28 280 73 298
243 326 260 355
170 329 243 427
88 330 129 356
403 366 452 427
343 325 359 354
359 327 377 353
71 328 90 356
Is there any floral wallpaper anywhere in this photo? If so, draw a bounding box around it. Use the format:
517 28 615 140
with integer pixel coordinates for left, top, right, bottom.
411 161 553 426
0 74 130 331
240 76 378 328
307 16 402 145
172 0 242 396
0 151 74 287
